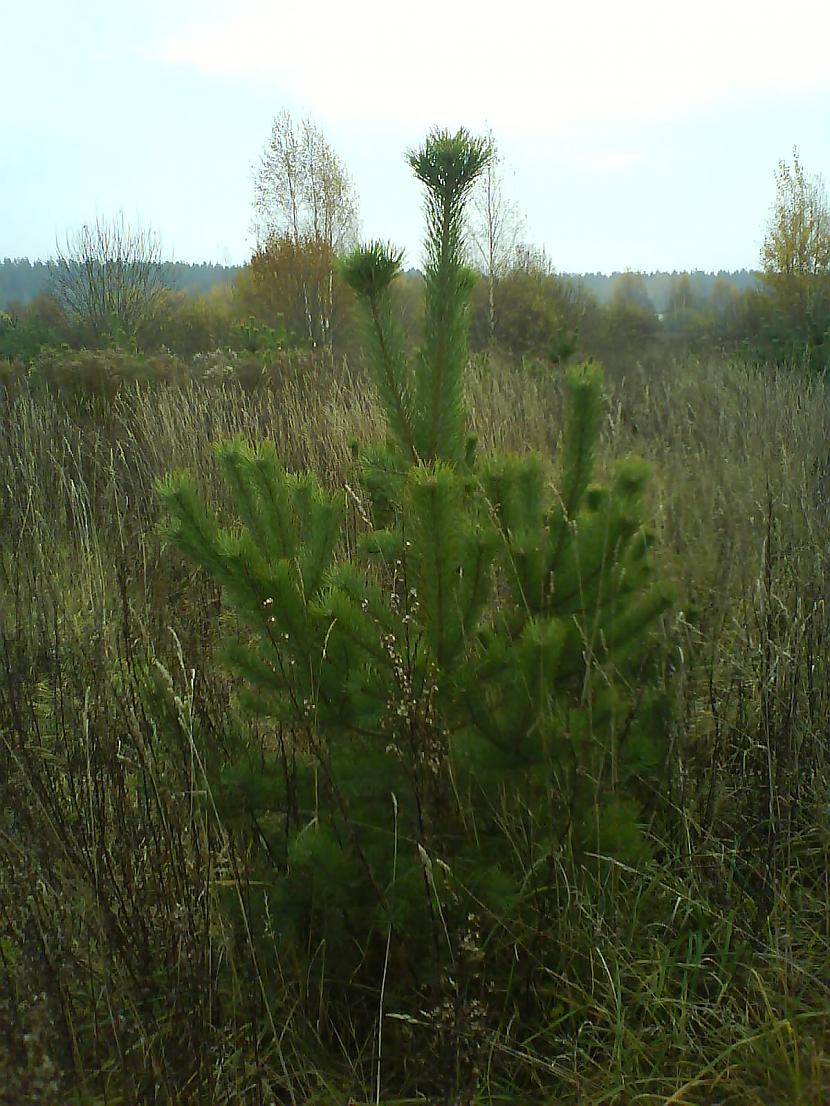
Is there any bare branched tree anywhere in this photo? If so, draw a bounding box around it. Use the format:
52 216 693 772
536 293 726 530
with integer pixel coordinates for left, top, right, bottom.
466 131 525 344
52 215 164 344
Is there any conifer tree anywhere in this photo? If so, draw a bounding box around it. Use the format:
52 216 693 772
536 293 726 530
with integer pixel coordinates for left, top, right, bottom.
159 127 675 1097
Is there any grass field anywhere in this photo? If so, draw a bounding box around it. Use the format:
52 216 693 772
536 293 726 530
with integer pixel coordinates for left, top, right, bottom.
2 348 829 1104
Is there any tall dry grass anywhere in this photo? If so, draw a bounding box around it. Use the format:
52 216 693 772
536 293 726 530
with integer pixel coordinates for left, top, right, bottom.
1 349 829 1103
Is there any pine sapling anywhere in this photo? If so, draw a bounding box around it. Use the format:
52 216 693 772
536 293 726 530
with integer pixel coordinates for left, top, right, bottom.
159 126 677 1097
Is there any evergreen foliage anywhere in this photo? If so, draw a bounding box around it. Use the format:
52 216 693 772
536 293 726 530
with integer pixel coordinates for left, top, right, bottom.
159 127 675 1097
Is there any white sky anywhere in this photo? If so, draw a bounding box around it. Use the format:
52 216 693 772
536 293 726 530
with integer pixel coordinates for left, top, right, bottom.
158 0 828 132
4 0 830 271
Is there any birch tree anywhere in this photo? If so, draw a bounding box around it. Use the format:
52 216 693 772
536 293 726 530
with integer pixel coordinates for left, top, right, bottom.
760 148 830 360
466 131 524 344
254 112 359 348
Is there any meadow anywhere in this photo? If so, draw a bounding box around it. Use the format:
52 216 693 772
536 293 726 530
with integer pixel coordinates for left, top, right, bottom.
1 341 829 1105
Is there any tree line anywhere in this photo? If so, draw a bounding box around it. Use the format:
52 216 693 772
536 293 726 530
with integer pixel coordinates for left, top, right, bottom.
0 258 239 309
2 119 828 374
0 257 761 316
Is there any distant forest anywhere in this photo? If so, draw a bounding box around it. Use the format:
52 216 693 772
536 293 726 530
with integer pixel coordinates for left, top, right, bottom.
576 269 760 309
0 259 240 310
1 257 759 313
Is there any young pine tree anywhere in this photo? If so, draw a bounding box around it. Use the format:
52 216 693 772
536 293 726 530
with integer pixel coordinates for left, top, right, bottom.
159 127 675 1098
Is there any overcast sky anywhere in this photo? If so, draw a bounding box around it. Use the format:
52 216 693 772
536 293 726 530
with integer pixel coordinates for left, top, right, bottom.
4 0 830 272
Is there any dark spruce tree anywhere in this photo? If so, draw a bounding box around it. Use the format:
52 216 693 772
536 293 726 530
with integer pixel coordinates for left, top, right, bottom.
159 127 675 1101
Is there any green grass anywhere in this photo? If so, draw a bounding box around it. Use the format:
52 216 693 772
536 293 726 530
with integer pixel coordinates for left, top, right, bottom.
1 348 829 1104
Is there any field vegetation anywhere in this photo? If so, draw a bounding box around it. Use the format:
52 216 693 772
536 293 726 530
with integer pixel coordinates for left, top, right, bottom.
1 130 830 1105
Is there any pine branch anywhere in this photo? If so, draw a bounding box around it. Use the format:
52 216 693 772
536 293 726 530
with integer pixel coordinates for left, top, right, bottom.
407 129 491 463
340 242 417 462
547 362 605 579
